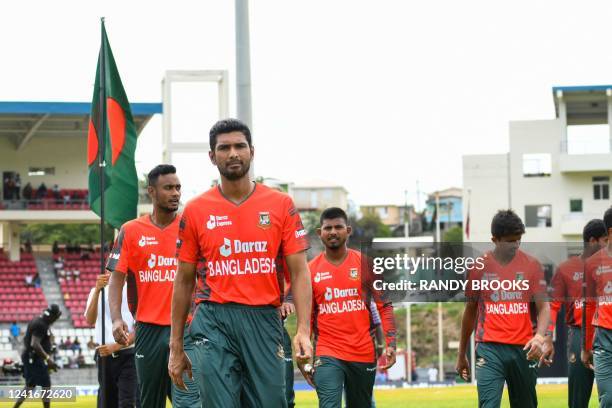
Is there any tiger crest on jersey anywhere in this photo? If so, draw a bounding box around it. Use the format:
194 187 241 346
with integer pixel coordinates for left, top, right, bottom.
349 267 359 280
258 211 271 229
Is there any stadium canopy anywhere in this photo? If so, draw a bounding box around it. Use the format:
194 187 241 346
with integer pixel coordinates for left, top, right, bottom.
552 85 612 125
0 101 162 151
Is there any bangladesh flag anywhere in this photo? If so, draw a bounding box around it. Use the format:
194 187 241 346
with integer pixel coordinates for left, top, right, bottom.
87 20 138 229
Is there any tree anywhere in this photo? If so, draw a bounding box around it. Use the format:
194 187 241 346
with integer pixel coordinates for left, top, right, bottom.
21 223 114 245
443 226 463 243
348 213 391 249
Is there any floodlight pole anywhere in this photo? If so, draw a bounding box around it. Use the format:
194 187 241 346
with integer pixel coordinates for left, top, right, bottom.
235 0 254 179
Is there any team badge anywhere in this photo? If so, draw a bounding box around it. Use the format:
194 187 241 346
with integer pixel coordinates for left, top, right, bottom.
476 357 486 368
349 268 359 280
515 272 524 281
258 212 271 229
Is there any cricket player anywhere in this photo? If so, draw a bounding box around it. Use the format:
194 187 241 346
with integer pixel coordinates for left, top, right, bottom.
168 118 313 408
304 207 396 408
545 219 607 408
584 207 612 408
107 164 200 408
456 209 550 408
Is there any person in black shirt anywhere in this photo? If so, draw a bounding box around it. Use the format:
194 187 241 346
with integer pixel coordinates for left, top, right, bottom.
13 304 62 408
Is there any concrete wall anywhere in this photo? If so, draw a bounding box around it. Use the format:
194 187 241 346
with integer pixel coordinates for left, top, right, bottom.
0 136 88 191
462 154 509 242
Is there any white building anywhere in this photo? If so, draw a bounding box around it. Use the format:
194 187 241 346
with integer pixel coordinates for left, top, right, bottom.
290 180 349 212
463 85 612 244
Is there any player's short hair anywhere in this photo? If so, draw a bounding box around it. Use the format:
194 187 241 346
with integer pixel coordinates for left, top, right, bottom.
320 207 348 226
147 164 176 187
209 118 252 151
491 209 525 238
583 219 607 243
604 207 612 232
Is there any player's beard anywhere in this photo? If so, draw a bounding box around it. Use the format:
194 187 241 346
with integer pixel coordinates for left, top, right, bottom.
219 160 251 181
325 235 346 250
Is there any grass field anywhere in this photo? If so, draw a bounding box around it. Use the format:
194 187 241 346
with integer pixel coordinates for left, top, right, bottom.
0 384 600 407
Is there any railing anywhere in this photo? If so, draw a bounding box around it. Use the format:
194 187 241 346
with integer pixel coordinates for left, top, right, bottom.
0 199 90 211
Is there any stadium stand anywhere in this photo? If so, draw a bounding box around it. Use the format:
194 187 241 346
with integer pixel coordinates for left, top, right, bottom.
0 251 46 323
56 250 107 328
26 188 89 210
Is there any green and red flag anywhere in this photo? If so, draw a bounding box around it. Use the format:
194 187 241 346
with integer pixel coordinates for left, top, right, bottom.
87 20 138 229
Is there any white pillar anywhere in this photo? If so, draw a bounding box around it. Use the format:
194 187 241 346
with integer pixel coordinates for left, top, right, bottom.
557 90 568 152
406 302 412 383
7 222 20 262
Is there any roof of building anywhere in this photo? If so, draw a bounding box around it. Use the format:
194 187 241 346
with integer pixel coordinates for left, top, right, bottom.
0 101 162 151
552 85 612 125
292 179 347 190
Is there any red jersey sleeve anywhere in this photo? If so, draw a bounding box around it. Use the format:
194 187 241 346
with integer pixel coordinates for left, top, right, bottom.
106 226 129 274
585 258 597 351
280 197 309 256
363 256 397 350
548 266 565 333
177 204 200 265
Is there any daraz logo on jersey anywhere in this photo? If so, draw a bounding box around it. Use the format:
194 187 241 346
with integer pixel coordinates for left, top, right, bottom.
207 215 232 230
324 287 333 301
147 254 156 269
138 235 159 247
314 271 332 283
219 238 269 257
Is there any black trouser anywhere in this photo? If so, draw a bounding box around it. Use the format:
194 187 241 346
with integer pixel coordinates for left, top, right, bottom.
283 326 295 408
97 348 140 408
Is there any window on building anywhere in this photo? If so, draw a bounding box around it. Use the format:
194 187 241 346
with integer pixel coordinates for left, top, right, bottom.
377 206 388 219
525 205 552 227
322 189 333 201
28 167 55 176
569 199 582 213
593 176 610 200
310 191 318 209
522 154 552 177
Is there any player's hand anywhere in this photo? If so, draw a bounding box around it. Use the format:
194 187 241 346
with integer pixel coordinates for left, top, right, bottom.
293 330 312 364
279 302 295 319
95 273 110 291
96 343 121 357
112 319 129 346
523 334 544 361
381 347 396 370
455 355 470 381
539 335 555 367
297 360 316 388
168 346 193 391
581 349 594 370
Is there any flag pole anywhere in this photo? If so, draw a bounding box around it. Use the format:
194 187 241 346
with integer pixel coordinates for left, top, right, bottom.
97 17 108 405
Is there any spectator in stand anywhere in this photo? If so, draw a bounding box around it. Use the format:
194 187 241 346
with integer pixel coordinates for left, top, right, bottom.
22 182 33 201
52 241 59 255
14 173 21 200
10 321 20 346
24 274 33 288
63 337 73 350
73 269 81 281
428 366 439 383
87 336 98 350
2 175 10 200
72 338 81 352
33 272 41 288
6 176 16 200
52 184 61 203
36 182 47 200
77 351 86 368
63 192 71 206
